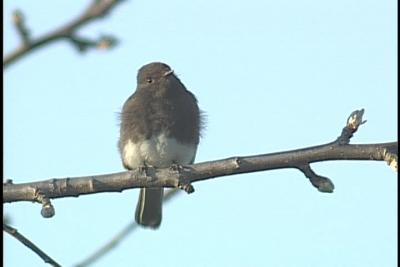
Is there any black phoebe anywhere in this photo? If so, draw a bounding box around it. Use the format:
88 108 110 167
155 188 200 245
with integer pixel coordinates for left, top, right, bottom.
119 62 202 229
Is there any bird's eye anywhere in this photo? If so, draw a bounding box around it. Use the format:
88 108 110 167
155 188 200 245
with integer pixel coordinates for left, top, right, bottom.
146 77 153 83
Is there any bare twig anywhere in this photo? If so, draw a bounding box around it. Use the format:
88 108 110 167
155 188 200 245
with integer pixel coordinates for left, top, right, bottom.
3 141 396 205
4 0 123 68
335 109 367 144
3 224 62 267
74 189 179 267
3 110 398 213
12 10 31 45
3 109 397 266
294 109 367 192
3 141 397 200
297 164 334 192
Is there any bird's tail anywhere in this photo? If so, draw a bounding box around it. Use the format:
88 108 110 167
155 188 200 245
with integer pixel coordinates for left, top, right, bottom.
135 188 163 229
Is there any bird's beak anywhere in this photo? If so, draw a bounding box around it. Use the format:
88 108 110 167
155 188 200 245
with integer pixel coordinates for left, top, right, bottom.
163 69 174 77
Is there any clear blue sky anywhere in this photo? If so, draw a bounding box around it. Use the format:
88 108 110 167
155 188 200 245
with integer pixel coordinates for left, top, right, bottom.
4 1 397 267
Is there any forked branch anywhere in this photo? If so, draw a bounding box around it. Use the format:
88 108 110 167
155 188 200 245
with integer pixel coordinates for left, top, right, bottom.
3 109 398 217
4 0 124 68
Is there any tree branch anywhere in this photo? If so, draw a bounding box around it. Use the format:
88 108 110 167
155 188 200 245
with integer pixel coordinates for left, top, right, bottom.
3 0 123 68
3 110 398 217
4 142 395 203
3 224 62 267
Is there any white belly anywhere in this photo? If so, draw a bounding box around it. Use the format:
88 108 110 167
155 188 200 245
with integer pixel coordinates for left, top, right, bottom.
122 133 197 168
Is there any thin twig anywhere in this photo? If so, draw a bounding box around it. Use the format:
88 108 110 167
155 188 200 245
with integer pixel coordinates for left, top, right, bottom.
3 224 62 267
12 10 31 45
74 189 179 267
4 0 123 68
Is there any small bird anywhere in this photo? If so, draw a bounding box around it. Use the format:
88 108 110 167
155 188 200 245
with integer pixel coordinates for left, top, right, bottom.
119 62 202 229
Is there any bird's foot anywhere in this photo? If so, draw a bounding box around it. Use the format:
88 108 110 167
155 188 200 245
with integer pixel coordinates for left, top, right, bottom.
170 163 195 194
138 164 149 177
169 163 184 172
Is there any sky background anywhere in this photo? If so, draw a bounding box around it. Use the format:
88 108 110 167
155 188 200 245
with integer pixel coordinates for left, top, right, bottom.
3 0 397 267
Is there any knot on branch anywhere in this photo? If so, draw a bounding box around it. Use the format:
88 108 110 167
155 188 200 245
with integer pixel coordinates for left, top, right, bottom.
178 183 195 194
298 164 335 193
35 190 55 218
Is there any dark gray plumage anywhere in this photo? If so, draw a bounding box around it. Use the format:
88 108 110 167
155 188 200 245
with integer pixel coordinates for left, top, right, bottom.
119 62 202 229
